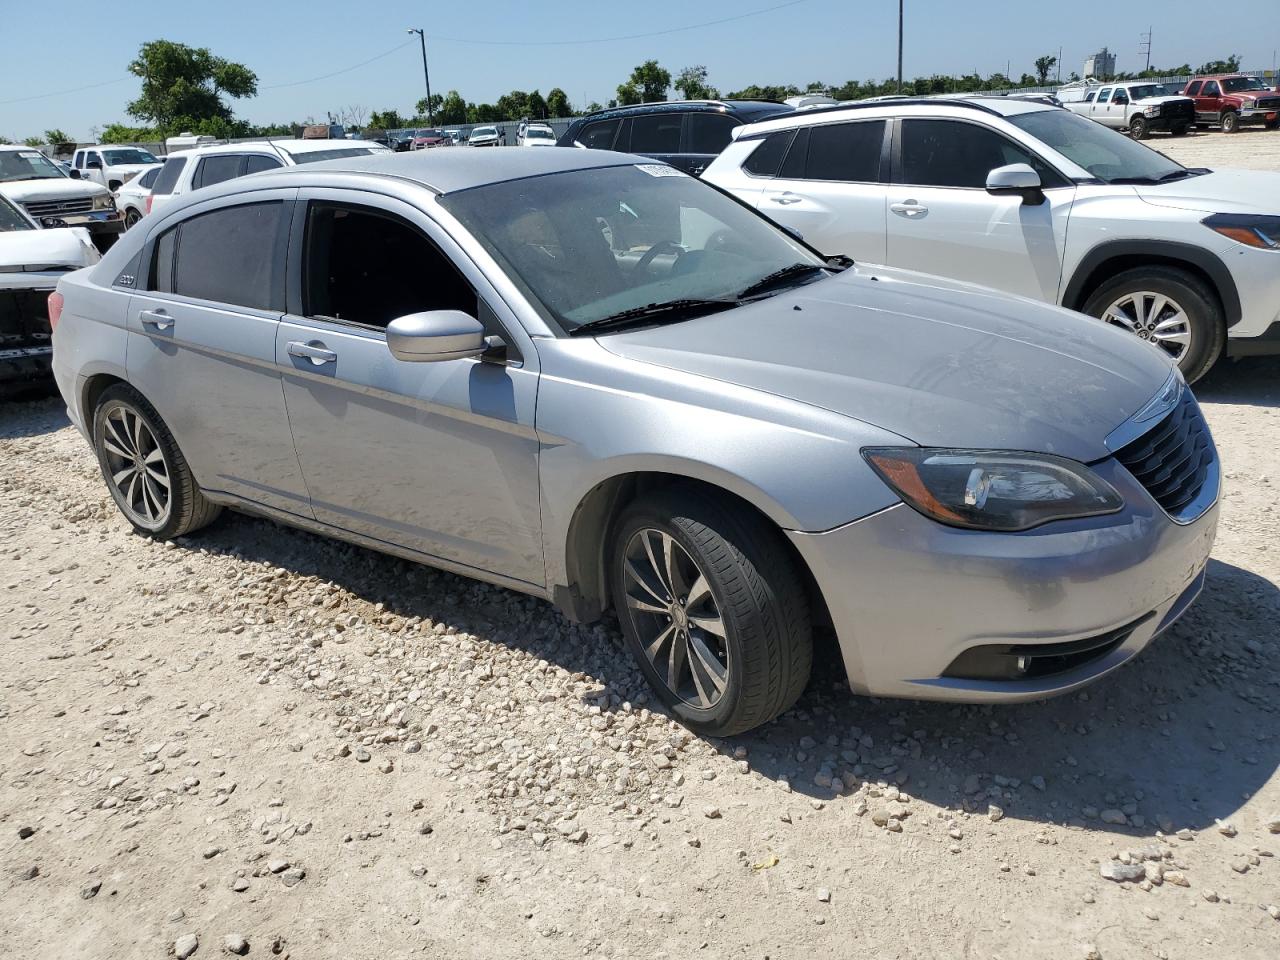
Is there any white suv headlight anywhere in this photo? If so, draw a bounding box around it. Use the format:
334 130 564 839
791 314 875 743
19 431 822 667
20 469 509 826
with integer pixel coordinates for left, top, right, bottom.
92 194 115 211
1203 213 1280 250
863 448 1124 531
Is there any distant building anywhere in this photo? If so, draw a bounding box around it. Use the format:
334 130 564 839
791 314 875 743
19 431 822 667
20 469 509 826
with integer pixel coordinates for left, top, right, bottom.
1084 48 1116 80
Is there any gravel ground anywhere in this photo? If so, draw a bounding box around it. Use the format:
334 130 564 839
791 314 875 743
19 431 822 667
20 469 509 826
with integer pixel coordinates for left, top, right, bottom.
1154 126 1280 171
3 136 1280 958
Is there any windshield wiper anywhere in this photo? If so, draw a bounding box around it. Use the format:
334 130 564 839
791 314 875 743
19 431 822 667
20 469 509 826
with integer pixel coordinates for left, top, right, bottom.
568 298 739 337
736 263 829 300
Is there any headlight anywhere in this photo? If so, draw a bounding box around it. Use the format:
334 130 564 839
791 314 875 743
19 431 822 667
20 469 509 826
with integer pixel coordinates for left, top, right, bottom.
92 194 115 211
1203 213 1280 250
862 448 1124 531
1144 105 1158 116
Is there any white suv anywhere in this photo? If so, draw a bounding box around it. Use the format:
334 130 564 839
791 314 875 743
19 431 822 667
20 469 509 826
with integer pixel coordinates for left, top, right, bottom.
703 98 1280 381
147 139 390 219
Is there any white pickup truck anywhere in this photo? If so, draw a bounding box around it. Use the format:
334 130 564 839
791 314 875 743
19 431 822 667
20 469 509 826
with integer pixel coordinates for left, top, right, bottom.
1062 82 1195 139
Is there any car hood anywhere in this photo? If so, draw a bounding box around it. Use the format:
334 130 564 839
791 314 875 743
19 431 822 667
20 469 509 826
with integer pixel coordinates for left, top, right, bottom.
594 265 1173 463
0 227 98 271
1136 169 1280 214
0 177 109 202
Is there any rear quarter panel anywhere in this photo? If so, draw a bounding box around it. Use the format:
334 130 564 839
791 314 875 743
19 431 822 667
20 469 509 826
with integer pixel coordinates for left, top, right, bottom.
51 269 131 435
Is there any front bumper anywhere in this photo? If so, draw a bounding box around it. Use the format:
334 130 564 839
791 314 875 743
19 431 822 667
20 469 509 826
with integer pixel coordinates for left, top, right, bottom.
788 457 1219 702
50 210 125 236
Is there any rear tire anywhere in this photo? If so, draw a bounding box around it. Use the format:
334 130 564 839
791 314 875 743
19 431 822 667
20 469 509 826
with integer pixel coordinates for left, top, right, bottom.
92 384 221 540
124 209 142 229
1081 265 1225 384
1265 118 1280 131
1129 115 1149 140
1221 110 1241 133
610 485 812 736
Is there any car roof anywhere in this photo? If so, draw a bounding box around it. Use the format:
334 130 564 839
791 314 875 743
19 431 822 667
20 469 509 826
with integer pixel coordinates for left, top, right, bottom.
736 95 1055 135
571 99 793 125
90 144 157 151
240 147 641 195
179 139 377 158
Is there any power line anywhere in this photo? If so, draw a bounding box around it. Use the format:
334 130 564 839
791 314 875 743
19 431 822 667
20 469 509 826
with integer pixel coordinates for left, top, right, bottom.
261 39 418 89
428 0 811 46
0 76 132 106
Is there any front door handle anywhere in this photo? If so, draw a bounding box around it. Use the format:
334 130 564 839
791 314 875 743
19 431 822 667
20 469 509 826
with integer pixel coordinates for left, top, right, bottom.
770 193 803 205
139 309 173 330
287 340 337 365
890 200 929 219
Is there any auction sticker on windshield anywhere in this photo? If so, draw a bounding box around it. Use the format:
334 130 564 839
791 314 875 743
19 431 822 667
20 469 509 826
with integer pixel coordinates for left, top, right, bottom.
19 152 43 159
636 164 686 177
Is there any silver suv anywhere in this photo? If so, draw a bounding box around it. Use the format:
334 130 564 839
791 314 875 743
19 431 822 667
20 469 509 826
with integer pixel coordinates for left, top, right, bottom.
51 149 1218 735
702 97 1280 382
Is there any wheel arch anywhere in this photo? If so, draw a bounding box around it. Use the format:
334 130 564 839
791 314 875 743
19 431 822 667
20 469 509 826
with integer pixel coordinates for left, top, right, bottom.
1062 240 1241 328
554 470 828 631
81 371 129 424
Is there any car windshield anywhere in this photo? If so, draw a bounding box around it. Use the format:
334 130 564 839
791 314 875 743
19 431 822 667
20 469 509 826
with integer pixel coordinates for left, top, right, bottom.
103 148 158 166
417 130 444 139
1127 84 1161 100
440 164 826 333
1008 109 1186 183
473 128 497 137
1223 77 1269 92
526 128 554 139
0 194 33 231
282 146 378 164
0 149 65 182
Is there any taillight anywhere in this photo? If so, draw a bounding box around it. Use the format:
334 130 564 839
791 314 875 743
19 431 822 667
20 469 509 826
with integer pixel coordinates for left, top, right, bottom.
48 291 64 331
146 195 154 214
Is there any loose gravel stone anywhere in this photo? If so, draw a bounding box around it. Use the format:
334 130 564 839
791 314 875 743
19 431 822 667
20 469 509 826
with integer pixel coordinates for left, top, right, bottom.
174 934 199 959
223 934 249 955
1099 862 1145 883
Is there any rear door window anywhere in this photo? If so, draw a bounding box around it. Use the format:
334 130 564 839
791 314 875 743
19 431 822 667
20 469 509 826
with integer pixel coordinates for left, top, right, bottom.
803 121 885 181
577 119 621 149
151 202 290 310
1185 81 1202 95
1202 81 1221 97
628 113 682 154
193 154 244 189
245 154 284 174
685 114 739 154
151 156 187 195
741 130 796 177
778 127 810 179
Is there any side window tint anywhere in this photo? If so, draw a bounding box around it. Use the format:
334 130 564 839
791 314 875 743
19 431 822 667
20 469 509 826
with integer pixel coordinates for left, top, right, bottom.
1202 81 1220 96
74 152 84 169
1096 90 1112 104
778 127 810 179
194 154 244 189
685 114 739 154
245 154 283 174
804 120 885 181
151 228 177 293
302 203 476 330
138 166 161 189
741 130 795 177
151 156 186 196
628 114 682 154
171 202 289 310
901 120 1063 189
578 119 620 150
1186 81 1201 95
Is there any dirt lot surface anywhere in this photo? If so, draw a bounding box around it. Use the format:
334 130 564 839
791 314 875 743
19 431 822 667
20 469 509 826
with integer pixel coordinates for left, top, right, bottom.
1155 126 1280 171
3 133 1280 960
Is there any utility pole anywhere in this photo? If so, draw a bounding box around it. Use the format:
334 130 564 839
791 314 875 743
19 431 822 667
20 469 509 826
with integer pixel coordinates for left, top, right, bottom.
1140 27 1153 73
407 28 433 124
896 0 904 94
1057 46 1062 83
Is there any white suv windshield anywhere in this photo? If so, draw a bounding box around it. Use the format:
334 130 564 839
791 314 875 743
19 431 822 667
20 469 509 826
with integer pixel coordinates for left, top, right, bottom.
526 128 554 139
0 150 65 182
1008 109 1188 183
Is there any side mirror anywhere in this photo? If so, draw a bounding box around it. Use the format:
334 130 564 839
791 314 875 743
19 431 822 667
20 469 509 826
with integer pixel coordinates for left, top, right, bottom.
1114 95 1129 105
986 163 1045 205
386 311 486 362
68 168 81 179
781 225 805 242
86 158 103 169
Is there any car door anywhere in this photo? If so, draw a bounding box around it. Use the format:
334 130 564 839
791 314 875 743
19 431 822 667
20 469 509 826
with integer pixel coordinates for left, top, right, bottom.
755 120 890 263
1092 87 1114 125
276 190 544 587
1107 88 1131 128
85 150 106 186
885 117 1074 302
1196 80 1222 122
125 190 311 515
621 112 687 171
682 113 740 176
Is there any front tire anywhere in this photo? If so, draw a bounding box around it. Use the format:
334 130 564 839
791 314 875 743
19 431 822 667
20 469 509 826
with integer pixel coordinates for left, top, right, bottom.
124 209 142 229
1129 115 1149 140
92 384 221 539
1082 266 1225 383
1221 110 1241 133
610 486 812 736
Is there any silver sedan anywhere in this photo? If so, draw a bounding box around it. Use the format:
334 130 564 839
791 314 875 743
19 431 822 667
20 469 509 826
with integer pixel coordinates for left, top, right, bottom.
50 148 1219 735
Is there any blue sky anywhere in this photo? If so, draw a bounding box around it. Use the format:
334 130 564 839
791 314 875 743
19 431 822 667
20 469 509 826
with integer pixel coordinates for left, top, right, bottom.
2 0 1276 140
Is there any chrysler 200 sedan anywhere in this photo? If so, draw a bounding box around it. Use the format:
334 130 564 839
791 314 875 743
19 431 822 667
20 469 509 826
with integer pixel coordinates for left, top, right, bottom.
50 149 1220 736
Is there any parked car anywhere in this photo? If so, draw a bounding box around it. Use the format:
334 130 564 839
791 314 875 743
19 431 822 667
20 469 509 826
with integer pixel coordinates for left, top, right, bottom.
1062 83 1194 138
410 129 450 150
703 97 1280 382
1182 75 1280 132
114 165 162 228
0 145 123 251
52 148 1217 735
558 100 793 175
518 123 557 147
468 126 501 147
443 129 463 145
0 193 99 394
146 139 390 219
70 145 163 190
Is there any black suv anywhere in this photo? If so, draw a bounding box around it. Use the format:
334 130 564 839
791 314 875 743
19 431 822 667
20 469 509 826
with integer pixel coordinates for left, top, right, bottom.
557 100 794 175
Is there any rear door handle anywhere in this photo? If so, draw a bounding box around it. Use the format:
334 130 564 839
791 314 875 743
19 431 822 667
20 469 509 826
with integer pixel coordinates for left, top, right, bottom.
770 193 803 205
890 201 929 219
287 340 337 365
139 309 173 330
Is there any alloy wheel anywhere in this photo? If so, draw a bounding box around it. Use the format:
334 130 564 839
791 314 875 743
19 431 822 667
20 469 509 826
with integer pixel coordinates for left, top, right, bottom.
100 404 171 526
621 528 730 709
1101 291 1192 362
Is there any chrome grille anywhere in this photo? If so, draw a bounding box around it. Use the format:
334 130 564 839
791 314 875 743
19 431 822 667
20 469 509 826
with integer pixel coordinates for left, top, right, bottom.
1114 390 1215 519
22 197 94 218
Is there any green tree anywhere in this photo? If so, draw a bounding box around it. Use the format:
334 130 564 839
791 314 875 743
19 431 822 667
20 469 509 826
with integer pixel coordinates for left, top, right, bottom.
99 123 159 143
495 90 532 118
43 129 73 145
437 91 468 125
468 103 502 123
414 94 443 121
368 110 406 130
585 101 604 113
527 90 548 119
616 83 641 106
623 60 671 103
126 40 257 132
546 88 572 117
725 83 800 101
22 136 43 147
674 65 718 100
1195 55 1241 74
1034 55 1058 85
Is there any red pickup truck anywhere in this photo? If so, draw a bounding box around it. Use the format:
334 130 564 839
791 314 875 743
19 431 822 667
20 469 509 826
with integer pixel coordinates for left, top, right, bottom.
1182 75 1280 132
